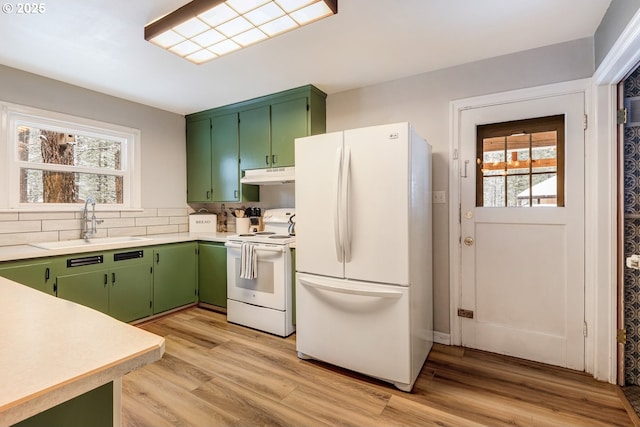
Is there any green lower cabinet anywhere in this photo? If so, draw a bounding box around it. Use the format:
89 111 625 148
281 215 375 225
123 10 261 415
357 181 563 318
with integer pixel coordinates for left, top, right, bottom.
109 254 153 323
14 381 113 427
57 269 110 313
198 242 227 307
56 250 153 322
0 258 55 295
153 242 197 314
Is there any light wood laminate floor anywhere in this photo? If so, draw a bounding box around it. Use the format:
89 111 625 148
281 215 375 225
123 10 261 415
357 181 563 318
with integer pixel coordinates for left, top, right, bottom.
122 307 635 427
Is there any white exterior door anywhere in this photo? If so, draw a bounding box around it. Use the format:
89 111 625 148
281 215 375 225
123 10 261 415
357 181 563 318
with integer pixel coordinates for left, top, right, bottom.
458 92 585 370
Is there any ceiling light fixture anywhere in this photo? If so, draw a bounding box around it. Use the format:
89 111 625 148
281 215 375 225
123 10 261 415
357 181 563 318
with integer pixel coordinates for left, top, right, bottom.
145 0 338 64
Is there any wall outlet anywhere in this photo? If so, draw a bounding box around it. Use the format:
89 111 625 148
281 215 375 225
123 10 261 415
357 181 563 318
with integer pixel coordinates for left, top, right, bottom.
433 191 447 204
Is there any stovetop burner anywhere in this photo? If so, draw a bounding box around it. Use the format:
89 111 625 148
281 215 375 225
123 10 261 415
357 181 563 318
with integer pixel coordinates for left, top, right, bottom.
255 231 276 235
269 235 292 239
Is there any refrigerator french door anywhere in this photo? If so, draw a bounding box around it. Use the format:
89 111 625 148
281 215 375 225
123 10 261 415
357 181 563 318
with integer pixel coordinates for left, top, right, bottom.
294 122 432 392
295 124 412 285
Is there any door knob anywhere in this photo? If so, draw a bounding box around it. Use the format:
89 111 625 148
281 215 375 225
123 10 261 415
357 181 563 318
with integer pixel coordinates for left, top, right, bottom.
463 237 474 246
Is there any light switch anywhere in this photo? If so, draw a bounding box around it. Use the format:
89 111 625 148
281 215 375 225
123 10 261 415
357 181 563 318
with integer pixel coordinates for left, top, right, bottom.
433 191 446 204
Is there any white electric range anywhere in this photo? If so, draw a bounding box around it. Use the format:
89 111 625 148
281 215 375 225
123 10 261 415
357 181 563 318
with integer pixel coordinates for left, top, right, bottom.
224 208 295 337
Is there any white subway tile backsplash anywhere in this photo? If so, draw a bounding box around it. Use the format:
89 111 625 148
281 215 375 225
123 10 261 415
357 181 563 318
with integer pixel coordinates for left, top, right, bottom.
121 209 158 218
100 218 136 228
170 216 188 225
20 212 75 221
107 227 148 237
0 207 189 247
147 224 180 235
42 219 81 231
0 213 20 221
0 221 41 233
0 231 58 246
158 208 188 217
136 217 169 227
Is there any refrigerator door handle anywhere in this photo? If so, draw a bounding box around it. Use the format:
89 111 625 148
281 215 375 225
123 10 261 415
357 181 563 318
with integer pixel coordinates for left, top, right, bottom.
299 277 403 299
341 146 352 262
334 145 344 262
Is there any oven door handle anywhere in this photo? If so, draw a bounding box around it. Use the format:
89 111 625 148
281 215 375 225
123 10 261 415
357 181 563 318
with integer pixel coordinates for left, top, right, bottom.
224 242 286 253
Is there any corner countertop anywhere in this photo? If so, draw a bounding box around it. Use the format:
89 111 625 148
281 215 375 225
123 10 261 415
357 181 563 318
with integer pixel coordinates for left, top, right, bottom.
0 277 165 427
0 232 232 263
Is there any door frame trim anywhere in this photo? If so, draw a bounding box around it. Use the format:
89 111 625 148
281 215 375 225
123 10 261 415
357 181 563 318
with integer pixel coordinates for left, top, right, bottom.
448 79 593 370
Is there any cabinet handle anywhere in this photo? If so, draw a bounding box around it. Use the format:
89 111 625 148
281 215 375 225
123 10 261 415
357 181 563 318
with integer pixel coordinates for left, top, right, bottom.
206 190 211 199
265 155 270 165
234 190 238 199
272 154 277 165
104 273 108 286
156 253 160 263
45 267 50 282
112 272 116 285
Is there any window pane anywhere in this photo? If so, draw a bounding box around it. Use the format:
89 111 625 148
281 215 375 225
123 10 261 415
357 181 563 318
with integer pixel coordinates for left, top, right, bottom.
476 115 564 208
20 169 123 204
483 175 505 207
531 130 557 174
18 126 122 170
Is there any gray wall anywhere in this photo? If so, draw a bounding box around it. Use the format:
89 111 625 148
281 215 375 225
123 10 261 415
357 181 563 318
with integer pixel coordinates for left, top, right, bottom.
595 0 640 67
0 64 186 208
326 38 595 335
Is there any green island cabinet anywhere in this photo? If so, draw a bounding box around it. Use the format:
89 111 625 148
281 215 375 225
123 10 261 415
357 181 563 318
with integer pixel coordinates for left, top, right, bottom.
0 257 55 295
197 241 227 307
55 249 153 323
186 84 326 203
13 382 113 427
153 242 197 314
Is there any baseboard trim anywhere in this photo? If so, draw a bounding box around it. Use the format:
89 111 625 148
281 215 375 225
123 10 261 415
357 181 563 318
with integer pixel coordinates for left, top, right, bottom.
434 331 451 345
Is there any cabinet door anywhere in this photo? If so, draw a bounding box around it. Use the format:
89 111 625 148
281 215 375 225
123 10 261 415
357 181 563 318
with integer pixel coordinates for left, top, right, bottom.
211 113 240 202
110 263 153 323
198 242 227 307
0 259 55 295
271 97 308 167
153 243 197 314
57 270 110 314
186 117 212 202
239 105 270 170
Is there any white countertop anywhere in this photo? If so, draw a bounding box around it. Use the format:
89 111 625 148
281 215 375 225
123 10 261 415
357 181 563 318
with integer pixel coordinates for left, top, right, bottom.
0 232 231 262
0 277 165 426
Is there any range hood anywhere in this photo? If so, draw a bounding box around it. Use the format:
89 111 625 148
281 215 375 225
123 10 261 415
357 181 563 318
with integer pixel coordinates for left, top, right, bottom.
241 167 295 185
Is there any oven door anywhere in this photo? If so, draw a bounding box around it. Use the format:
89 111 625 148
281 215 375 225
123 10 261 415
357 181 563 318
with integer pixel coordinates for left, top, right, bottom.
225 241 290 311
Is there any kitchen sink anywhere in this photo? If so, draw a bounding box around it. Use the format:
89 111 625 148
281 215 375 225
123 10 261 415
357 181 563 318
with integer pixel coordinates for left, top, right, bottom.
30 236 152 250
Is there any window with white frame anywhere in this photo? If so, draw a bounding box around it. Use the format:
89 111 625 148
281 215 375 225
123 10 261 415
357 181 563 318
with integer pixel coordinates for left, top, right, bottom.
3 104 140 210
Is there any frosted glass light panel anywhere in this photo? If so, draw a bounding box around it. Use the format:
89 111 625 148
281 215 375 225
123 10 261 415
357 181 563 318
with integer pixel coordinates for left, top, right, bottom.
476 115 565 208
146 0 336 64
17 125 124 204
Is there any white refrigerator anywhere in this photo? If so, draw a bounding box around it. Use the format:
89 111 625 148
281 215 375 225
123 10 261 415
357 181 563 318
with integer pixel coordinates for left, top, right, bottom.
294 122 433 392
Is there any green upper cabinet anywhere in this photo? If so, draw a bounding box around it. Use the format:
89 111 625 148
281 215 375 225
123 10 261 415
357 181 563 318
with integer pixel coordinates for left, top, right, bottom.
0 258 55 295
186 117 213 203
239 105 271 171
211 112 241 202
186 84 326 202
271 97 308 168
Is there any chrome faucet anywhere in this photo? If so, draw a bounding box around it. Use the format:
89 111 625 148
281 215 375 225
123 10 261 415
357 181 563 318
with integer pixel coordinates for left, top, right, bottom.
82 196 103 241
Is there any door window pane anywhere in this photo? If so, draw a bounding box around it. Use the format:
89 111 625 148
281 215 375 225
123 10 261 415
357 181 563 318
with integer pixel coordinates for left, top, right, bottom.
476 115 564 207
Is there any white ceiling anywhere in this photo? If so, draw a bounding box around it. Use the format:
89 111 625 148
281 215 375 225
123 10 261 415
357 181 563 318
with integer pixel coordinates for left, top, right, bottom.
0 0 611 115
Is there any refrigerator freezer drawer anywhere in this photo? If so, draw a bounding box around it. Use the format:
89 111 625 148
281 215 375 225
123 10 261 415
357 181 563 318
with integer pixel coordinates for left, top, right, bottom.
296 273 411 386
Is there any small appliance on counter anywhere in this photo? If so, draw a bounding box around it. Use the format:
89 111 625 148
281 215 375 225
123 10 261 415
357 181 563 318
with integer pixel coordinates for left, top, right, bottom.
188 209 217 233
